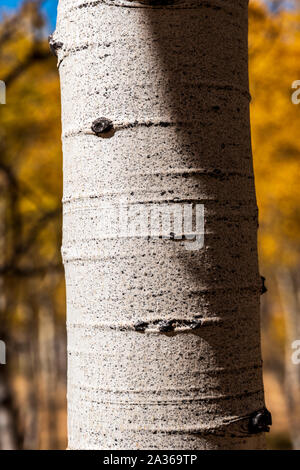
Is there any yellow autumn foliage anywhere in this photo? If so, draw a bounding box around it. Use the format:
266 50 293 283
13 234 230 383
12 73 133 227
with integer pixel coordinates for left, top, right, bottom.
250 1 300 267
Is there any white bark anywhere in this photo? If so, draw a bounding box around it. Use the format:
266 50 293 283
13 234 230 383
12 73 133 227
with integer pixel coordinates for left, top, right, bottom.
56 0 267 449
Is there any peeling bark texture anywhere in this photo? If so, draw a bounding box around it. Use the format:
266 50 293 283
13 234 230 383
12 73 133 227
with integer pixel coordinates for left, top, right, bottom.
57 0 267 449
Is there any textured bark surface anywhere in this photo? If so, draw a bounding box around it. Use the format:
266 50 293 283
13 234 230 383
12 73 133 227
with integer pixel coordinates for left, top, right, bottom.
56 0 266 449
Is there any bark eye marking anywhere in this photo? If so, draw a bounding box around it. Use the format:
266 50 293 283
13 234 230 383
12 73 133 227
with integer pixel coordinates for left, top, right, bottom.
248 408 272 434
48 35 63 57
132 318 220 334
91 118 114 137
135 0 175 4
134 321 148 333
261 276 267 295
159 320 175 333
188 320 202 330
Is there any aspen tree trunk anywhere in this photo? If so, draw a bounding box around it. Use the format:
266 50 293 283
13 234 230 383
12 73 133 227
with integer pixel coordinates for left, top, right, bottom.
55 0 268 449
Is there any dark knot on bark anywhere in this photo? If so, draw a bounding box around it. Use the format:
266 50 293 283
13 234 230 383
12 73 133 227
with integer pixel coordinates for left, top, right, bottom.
134 321 148 333
248 407 272 434
261 276 267 295
159 320 175 333
48 35 63 57
91 117 114 136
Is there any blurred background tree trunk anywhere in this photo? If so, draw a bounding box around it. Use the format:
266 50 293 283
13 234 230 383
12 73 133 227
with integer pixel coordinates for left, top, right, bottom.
0 337 19 450
277 269 300 449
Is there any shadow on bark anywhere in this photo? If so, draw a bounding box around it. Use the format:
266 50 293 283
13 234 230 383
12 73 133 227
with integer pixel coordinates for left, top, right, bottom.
141 2 265 447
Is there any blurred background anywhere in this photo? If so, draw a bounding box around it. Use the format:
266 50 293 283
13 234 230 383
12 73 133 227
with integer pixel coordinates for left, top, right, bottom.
0 0 299 450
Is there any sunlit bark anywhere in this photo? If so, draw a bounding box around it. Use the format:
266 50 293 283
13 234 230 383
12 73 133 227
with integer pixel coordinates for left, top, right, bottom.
56 0 267 449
